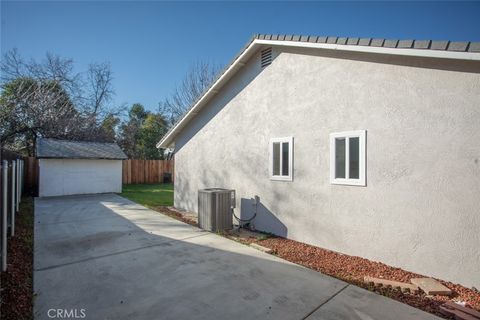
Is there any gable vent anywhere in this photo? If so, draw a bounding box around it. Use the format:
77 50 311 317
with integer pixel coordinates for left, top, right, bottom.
260 47 272 68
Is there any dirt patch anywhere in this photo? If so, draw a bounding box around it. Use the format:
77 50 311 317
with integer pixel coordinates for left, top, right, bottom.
226 230 480 319
0 197 34 320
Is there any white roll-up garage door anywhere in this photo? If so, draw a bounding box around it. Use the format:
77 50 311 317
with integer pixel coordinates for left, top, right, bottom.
39 159 122 197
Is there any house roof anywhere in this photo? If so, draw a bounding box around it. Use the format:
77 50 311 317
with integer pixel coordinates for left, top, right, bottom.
37 138 127 160
157 34 480 148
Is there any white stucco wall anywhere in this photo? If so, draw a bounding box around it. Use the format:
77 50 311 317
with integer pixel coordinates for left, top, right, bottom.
39 159 122 197
173 47 480 288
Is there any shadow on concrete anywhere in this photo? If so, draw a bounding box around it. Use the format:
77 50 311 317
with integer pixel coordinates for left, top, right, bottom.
34 194 345 320
34 194 440 320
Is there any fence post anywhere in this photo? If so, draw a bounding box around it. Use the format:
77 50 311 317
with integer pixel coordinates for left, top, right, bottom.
20 159 24 196
11 161 16 237
16 159 20 211
2 160 8 271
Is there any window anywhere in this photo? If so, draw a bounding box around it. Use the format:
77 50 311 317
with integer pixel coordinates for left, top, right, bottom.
330 130 366 186
270 137 293 181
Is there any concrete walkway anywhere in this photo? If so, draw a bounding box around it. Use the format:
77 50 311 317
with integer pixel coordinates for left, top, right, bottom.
34 194 440 320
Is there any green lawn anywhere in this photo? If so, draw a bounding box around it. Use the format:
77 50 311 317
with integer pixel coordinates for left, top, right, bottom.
121 183 174 207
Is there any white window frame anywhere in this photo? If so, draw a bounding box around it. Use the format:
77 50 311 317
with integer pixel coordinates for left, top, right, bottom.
330 130 366 186
269 137 293 181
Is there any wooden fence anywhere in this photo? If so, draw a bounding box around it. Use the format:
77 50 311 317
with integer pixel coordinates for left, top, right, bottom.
24 157 39 194
22 158 174 193
122 159 174 184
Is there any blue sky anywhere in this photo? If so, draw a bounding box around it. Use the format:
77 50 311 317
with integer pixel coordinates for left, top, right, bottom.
2 1 480 112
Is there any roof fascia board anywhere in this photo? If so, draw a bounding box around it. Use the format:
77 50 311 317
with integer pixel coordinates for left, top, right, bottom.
157 38 480 148
156 39 259 148
256 39 480 61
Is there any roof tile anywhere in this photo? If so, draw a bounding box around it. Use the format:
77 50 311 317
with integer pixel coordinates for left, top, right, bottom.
431 40 449 50
317 36 328 43
370 39 385 47
448 41 469 52
384 39 398 48
413 40 431 49
327 36 338 44
347 37 359 45
397 40 413 48
358 38 372 46
468 42 480 52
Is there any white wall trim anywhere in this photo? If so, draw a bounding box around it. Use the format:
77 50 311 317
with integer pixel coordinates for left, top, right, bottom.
255 39 480 61
330 130 366 186
269 136 293 182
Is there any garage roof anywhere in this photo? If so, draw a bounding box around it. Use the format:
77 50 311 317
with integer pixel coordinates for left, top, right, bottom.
37 138 127 160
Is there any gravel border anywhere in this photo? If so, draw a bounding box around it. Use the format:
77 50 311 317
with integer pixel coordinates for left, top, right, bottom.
0 197 34 320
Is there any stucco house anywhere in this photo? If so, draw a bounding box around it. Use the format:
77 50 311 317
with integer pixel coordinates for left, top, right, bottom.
157 35 480 288
37 138 127 197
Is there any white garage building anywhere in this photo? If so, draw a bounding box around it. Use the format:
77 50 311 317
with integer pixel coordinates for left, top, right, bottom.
37 138 127 197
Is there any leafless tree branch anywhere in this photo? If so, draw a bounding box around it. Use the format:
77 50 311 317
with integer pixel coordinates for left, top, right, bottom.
160 61 221 126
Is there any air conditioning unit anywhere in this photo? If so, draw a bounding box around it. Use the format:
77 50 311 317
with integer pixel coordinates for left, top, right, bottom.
198 188 235 232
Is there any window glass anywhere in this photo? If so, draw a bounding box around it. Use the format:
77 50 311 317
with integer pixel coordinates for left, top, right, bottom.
282 142 289 176
349 137 359 179
330 130 366 186
335 138 346 178
272 142 280 176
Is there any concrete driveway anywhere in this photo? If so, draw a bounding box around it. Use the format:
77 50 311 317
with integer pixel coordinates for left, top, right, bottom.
34 194 440 320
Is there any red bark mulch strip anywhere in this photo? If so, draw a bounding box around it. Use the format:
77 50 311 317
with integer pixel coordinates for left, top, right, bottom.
231 233 480 319
0 197 34 320
155 206 198 226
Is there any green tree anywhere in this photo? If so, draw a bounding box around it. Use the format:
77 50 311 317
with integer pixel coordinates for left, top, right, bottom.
137 113 168 159
99 114 121 142
118 104 168 159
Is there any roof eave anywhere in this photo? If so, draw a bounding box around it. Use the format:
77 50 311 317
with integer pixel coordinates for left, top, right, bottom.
156 38 260 149
157 38 480 149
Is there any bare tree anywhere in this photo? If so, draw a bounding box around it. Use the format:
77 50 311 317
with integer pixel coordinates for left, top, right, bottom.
85 62 114 116
160 61 221 126
0 49 121 155
0 77 82 154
